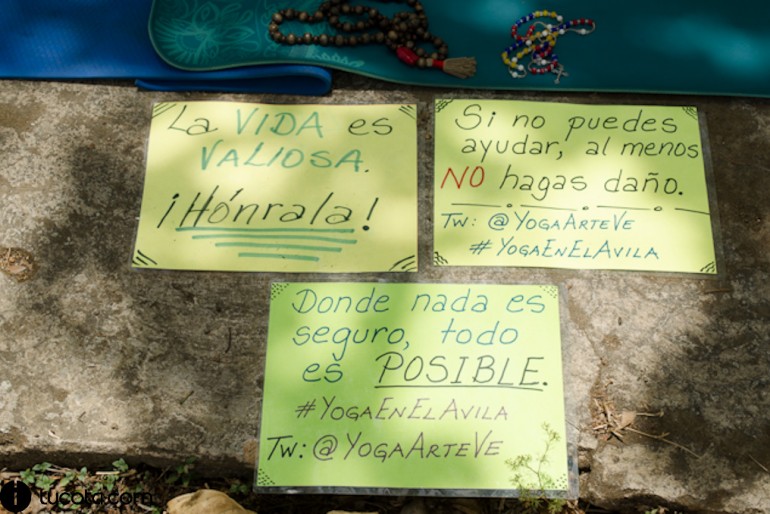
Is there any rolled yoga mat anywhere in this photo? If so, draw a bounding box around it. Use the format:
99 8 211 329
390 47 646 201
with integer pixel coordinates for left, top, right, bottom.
0 0 332 95
149 0 770 97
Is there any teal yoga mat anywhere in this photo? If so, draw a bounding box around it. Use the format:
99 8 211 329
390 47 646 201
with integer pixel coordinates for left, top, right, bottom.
150 0 770 97
0 1 331 95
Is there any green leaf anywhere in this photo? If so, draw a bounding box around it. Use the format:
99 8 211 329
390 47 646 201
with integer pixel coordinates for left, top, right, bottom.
32 462 52 472
112 458 129 473
19 469 35 485
229 482 251 495
35 475 56 492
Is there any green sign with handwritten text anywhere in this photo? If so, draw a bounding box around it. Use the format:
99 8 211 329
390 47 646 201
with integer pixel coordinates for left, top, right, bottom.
434 99 717 274
257 282 568 494
133 102 417 272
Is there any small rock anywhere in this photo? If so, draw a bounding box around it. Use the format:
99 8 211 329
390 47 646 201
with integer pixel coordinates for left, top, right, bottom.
166 489 256 514
0 246 37 282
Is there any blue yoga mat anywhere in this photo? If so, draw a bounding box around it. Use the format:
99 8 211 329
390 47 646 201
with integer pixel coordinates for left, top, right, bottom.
149 0 770 97
0 1 332 95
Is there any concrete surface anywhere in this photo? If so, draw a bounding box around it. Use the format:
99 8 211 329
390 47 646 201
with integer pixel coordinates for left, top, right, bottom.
0 74 769 513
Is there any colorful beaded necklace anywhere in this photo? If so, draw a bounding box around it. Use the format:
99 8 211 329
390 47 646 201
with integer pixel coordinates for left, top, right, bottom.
501 10 595 82
268 0 476 78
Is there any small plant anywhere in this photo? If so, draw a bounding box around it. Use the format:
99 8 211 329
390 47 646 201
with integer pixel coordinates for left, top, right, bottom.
20 462 57 492
506 423 568 514
17 459 159 513
163 456 197 487
228 479 252 496
112 458 130 473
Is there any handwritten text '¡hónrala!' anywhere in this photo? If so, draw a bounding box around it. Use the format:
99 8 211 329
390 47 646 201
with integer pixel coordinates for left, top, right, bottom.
156 187 375 229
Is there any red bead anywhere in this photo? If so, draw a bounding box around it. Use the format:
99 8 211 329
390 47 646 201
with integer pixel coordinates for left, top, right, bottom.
396 46 419 66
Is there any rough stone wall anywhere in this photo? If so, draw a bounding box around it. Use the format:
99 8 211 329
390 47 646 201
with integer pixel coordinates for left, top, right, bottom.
0 77 768 512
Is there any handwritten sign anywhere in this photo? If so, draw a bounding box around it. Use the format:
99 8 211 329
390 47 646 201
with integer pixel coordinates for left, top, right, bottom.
257 282 569 494
434 99 718 274
132 102 417 272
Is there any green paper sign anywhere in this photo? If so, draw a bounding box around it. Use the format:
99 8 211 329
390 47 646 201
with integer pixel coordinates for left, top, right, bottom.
133 101 417 272
257 282 569 494
434 99 718 274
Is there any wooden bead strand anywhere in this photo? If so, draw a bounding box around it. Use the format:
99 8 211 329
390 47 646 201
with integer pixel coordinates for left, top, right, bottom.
268 0 476 78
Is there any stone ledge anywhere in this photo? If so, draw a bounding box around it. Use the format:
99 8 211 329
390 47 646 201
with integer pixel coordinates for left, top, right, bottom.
1 77 769 513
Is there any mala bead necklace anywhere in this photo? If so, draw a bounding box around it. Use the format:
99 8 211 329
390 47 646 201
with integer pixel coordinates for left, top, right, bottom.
268 0 476 78
501 10 595 82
